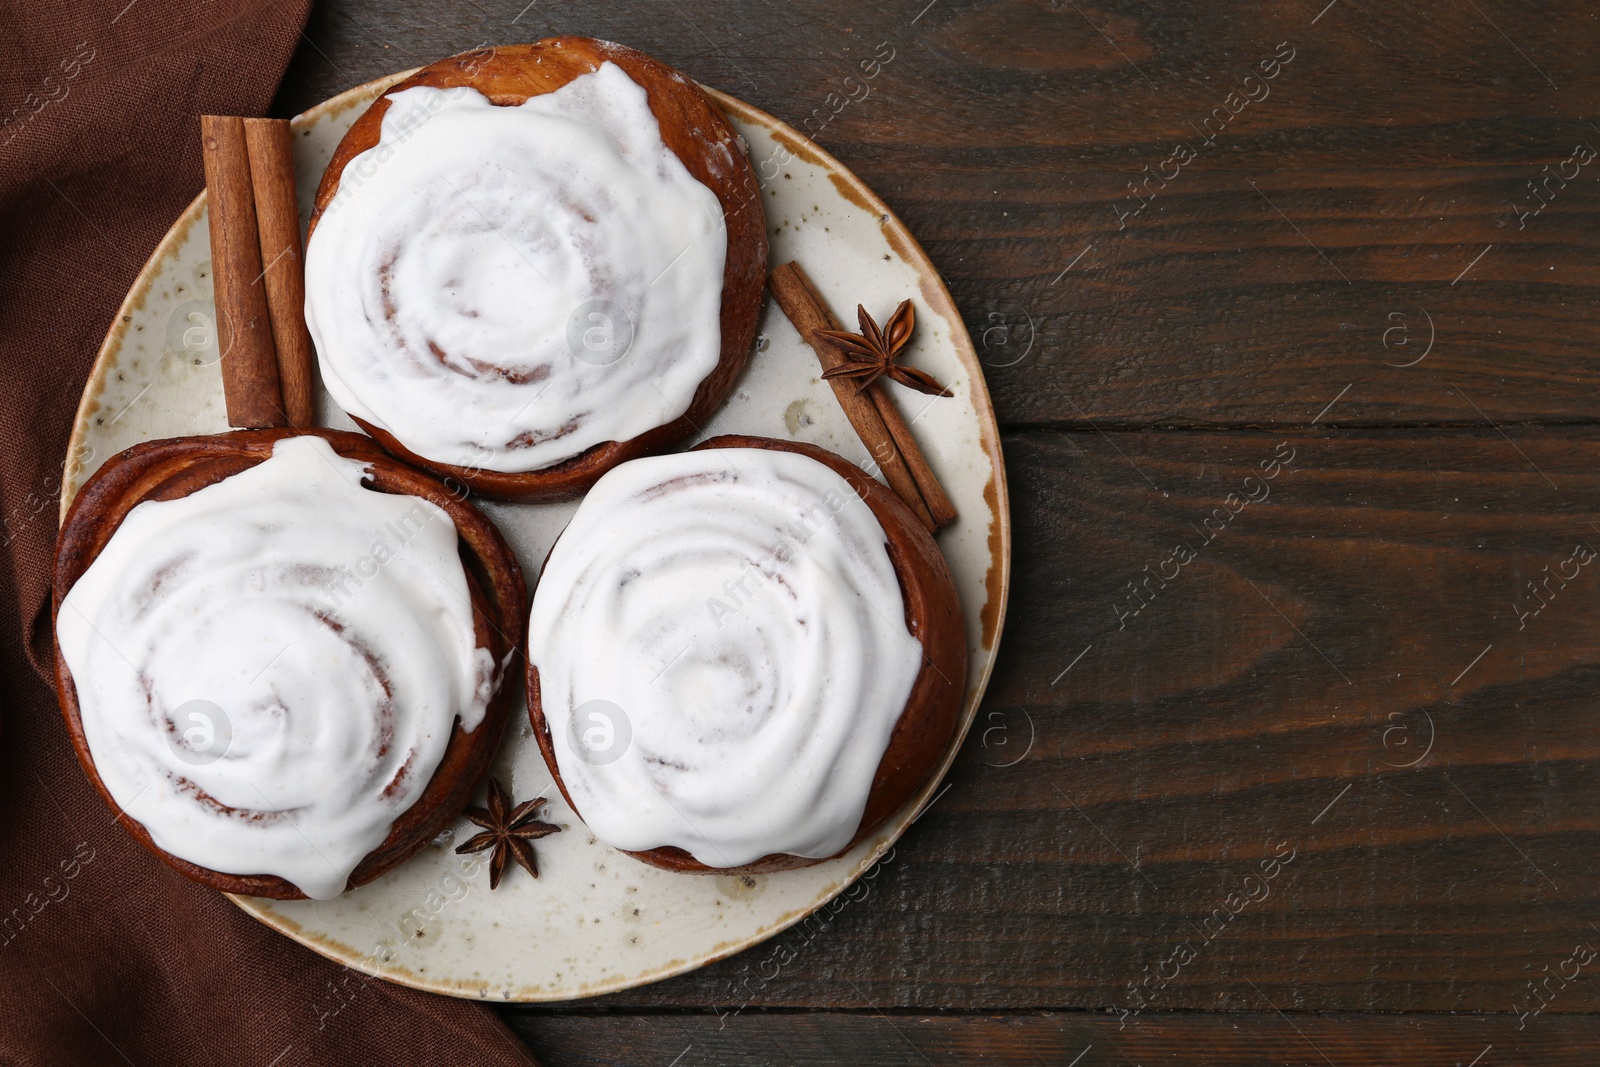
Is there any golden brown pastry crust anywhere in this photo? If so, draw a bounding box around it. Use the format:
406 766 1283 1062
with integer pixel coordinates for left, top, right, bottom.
52 428 527 899
308 38 768 501
526 435 967 874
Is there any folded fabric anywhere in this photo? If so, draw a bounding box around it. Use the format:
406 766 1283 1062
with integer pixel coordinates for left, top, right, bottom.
0 1 537 1061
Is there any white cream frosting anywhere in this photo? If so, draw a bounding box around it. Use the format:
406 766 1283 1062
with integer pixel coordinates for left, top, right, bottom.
57 436 496 899
528 448 923 867
304 62 727 474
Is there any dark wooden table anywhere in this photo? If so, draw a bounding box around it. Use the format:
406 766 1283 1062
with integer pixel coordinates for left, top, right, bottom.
273 2 1600 1062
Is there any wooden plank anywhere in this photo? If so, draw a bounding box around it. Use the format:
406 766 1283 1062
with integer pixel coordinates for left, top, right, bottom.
276 1 1600 429
506 1011 1600 1066
493 427 1600 1013
275 0 1600 1025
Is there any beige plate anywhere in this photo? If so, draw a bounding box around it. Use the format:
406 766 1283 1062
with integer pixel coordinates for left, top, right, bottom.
61 68 1010 1002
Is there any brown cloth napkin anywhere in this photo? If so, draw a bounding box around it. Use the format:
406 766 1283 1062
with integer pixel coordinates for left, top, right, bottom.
0 2 538 1062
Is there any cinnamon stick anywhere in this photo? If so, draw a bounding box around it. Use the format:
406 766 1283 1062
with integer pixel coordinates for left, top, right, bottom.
243 118 316 428
201 115 285 429
768 261 956 530
876 391 958 527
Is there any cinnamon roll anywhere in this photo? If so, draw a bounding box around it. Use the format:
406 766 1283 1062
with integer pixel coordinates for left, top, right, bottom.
526 436 966 873
304 39 767 500
52 429 525 899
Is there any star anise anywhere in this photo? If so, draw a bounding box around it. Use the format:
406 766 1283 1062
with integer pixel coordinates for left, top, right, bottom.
454 778 561 889
816 299 952 397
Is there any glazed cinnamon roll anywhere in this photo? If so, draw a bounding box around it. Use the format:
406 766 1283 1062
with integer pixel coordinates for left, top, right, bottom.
52 430 525 899
526 436 966 873
304 39 767 500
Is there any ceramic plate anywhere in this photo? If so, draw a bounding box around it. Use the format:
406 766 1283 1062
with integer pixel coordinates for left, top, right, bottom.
60 67 1010 1002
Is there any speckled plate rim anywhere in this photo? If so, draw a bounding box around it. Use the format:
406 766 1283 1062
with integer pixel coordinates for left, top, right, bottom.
61 68 1011 1001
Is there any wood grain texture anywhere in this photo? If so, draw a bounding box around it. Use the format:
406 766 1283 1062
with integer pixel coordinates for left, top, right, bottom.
267 1 1600 1060
495 428 1600 1018
511 1012 1600 1066
274 0 1600 430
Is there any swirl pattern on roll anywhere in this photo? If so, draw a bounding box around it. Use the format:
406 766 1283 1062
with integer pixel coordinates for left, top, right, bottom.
56 436 495 900
304 62 727 474
529 448 924 867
